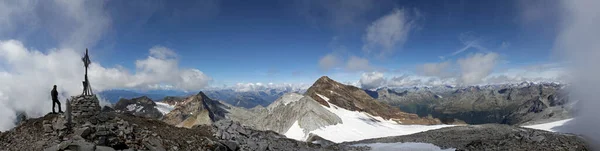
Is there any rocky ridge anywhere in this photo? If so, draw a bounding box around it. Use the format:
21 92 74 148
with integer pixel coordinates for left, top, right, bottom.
113 96 163 120
226 93 342 134
161 92 230 128
374 82 572 125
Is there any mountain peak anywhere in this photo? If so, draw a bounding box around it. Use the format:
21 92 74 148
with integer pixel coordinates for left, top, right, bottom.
305 76 441 125
163 91 228 128
316 76 332 82
196 91 208 98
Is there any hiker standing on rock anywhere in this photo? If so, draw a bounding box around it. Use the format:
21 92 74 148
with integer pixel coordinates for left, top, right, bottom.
51 85 63 114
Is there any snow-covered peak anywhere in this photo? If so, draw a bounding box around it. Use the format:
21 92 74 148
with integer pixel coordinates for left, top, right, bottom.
284 93 453 142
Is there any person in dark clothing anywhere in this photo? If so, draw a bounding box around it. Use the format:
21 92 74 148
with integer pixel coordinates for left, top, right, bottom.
51 85 63 113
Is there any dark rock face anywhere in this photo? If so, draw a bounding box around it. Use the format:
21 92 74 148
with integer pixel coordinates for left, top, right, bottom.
113 96 163 119
305 76 441 125
345 124 589 151
375 83 571 125
159 96 185 106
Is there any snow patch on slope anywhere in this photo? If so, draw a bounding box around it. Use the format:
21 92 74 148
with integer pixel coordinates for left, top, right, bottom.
287 93 453 143
316 93 330 101
126 104 143 112
523 118 573 132
284 120 307 140
155 102 175 115
353 142 456 151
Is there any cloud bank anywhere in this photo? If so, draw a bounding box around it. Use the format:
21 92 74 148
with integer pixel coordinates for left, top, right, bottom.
359 72 386 90
551 0 600 148
357 52 562 90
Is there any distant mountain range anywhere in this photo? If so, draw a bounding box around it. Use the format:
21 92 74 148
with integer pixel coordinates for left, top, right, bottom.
370 82 572 125
98 88 306 108
97 89 183 103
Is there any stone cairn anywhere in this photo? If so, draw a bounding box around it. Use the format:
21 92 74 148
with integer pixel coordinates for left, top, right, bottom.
42 95 101 142
69 95 101 121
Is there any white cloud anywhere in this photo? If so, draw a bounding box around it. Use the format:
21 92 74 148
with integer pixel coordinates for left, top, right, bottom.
457 52 499 85
415 52 500 85
417 61 452 77
0 0 111 49
149 46 178 59
550 0 600 147
0 40 212 131
231 82 309 92
345 56 373 72
359 72 386 90
362 9 415 57
318 53 341 71
387 75 414 87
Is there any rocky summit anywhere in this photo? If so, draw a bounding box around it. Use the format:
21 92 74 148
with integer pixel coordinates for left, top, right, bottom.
305 76 441 125
162 92 230 128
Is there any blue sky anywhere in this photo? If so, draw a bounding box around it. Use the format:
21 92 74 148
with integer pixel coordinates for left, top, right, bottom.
0 0 565 91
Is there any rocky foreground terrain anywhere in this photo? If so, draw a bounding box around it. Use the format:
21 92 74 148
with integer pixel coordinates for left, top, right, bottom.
344 124 587 151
